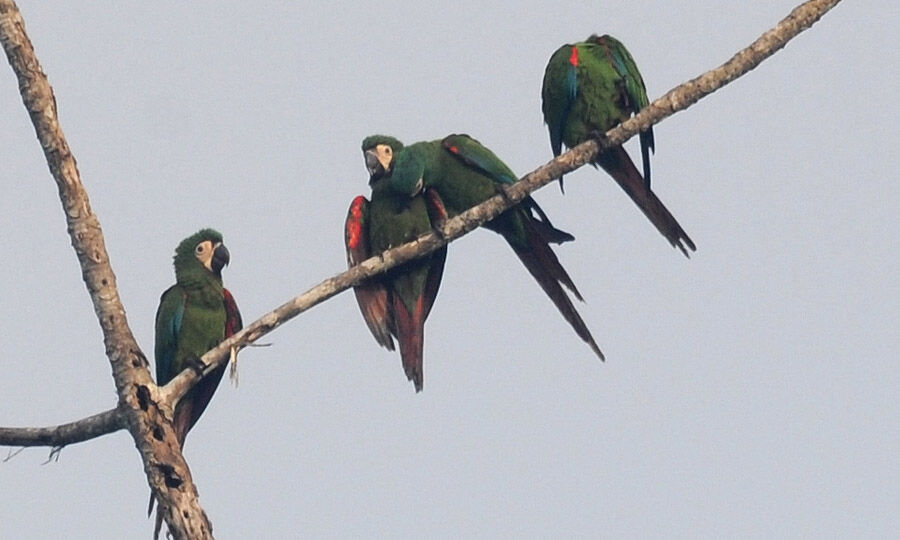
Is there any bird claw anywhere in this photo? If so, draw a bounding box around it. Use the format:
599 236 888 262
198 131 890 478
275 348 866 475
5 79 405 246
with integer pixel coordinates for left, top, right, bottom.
430 225 447 240
588 129 610 149
187 355 207 377
494 183 514 204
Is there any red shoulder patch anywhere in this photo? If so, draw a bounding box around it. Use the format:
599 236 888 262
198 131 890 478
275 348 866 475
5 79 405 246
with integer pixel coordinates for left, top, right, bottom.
222 288 243 337
569 46 579 67
350 196 366 218
347 196 366 250
448 145 459 154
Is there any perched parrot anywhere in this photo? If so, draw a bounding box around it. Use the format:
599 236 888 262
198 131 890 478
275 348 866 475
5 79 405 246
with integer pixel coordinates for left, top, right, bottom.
387 133 604 360
154 228 243 443
345 135 448 392
149 228 242 534
541 34 696 256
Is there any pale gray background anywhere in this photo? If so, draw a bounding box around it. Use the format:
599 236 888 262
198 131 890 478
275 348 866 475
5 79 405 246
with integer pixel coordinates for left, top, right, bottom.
1 1 897 538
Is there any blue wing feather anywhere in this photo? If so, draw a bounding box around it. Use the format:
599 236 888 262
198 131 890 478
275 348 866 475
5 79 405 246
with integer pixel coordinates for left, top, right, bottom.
154 285 185 386
553 63 578 158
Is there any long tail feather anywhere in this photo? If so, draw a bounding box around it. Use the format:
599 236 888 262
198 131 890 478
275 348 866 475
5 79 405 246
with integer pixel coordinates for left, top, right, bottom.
596 146 696 257
154 506 164 539
510 220 605 360
353 285 396 350
392 294 426 392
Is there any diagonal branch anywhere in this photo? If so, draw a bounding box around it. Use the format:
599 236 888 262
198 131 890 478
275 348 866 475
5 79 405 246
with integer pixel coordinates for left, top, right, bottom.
2 0 842 447
0 1 210 538
0 0 841 535
162 0 843 406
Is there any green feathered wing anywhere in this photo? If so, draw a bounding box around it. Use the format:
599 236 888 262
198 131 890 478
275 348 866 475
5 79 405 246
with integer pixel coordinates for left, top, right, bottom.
346 180 447 392
542 34 695 256
392 134 604 360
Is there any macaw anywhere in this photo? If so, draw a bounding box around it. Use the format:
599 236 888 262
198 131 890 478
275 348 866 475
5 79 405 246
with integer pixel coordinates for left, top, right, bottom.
387 133 604 360
345 135 448 391
542 34 696 256
155 228 242 443
150 228 242 534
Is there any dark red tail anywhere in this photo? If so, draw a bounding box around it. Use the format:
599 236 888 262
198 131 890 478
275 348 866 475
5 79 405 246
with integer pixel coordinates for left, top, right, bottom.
596 146 696 257
392 294 426 392
510 218 605 360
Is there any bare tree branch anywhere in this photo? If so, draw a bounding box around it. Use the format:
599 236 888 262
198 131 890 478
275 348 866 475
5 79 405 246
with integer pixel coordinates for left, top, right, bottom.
162 0 844 406
0 1 211 538
0 407 124 447
0 0 841 536
2 0 843 449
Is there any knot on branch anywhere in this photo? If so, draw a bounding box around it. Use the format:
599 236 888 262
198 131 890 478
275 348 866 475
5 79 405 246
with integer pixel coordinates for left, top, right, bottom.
156 463 184 489
136 385 151 412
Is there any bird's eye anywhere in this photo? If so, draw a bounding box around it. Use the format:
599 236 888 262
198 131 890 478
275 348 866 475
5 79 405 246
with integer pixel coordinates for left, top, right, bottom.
195 243 205 254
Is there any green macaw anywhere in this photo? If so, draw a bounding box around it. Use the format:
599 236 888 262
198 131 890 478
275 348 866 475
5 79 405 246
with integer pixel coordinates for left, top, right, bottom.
345 135 448 392
387 133 604 360
150 228 242 534
154 228 243 444
542 34 696 256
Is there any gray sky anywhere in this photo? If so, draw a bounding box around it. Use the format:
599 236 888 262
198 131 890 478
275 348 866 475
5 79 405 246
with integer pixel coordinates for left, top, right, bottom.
2 1 897 538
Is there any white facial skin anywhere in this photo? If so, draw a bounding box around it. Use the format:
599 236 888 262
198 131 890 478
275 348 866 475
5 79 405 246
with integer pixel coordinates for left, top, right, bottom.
194 240 218 271
374 144 393 171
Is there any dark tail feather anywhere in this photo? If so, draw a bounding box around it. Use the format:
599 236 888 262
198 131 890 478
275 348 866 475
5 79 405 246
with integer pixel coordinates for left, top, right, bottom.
510 222 605 361
421 247 448 322
596 146 696 257
148 494 164 539
172 361 227 447
154 507 164 539
392 294 426 392
353 284 396 350
147 365 225 539
523 198 575 246
521 215 582 301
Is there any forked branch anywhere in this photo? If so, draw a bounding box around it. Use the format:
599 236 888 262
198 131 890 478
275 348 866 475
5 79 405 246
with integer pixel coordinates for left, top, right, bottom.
0 0 842 538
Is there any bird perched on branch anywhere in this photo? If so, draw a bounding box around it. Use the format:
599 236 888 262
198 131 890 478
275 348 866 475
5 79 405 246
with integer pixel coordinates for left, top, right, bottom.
149 228 242 536
542 34 695 256
387 133 604 360
345 135 448 392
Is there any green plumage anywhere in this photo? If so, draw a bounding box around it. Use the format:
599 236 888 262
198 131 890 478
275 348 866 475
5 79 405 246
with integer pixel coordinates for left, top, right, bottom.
155 229 228 444
542 34 695 256
389 134 604 359
346 136 447 391
542 34 653 179
150 228 240 535
368 180 438 317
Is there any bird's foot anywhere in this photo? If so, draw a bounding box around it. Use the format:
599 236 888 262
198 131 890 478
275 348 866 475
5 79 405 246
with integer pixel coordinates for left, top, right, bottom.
588 129 611 150
494 183 515 205
186 355 207 377
430 224 447 241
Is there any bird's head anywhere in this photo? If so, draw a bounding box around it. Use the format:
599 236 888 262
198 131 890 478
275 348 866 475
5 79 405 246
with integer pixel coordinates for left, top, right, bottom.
389 144 426 197
173 228 230 281
362 135 404 181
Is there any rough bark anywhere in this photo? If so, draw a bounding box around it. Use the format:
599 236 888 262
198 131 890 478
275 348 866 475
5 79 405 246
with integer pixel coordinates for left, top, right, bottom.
0 0 842 537
0 1 211 538
161 0 844 405
0 408 124 447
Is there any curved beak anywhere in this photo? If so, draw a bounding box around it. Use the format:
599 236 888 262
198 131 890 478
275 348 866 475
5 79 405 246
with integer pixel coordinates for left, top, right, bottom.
211 243 230 275
365 149 385 179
